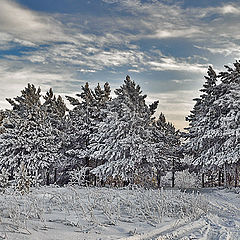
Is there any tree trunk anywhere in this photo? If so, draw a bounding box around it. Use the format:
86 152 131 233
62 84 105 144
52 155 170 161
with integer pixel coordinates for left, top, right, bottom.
85 167 90 186
101 179 105 187
172 159 175 188
85 156 90 186
172 171 175 188
235 165 238 188
222 170 224 184
157 170 161 188
94 160 97 186
54 168 57 183
46 171 50 186
224 162 227 187
212 174 215 187
218 170 221 187
202 173 205 188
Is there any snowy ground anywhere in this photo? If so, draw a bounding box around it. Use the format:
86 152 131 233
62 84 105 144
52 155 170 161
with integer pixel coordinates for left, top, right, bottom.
0 186 239 240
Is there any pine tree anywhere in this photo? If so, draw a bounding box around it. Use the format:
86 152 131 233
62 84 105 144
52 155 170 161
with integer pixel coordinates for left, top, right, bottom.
6 83 42 120
114 75 150 117
0 84 67 185
212 62 240 168
65 82 111 184
41 89 68 184
185 62 240 187
154 113 183 187
89 76 174 186
43 88 67 119
185 67 219 168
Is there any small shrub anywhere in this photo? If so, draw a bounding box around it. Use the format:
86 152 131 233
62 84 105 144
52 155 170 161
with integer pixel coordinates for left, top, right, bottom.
175 170 200 189
14 162 32 194
0 167 10 192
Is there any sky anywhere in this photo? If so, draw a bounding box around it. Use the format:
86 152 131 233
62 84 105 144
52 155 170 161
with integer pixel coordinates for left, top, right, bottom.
0 0 240 130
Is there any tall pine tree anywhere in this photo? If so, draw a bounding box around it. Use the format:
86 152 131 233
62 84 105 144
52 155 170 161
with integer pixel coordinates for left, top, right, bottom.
185 62 240 186
0 84 67 185
65 82 111 184
89 76 176 186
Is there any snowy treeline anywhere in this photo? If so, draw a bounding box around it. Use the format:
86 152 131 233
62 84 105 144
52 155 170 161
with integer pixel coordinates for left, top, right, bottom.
0 76 182 188
185 61 240 187
1 58 240 190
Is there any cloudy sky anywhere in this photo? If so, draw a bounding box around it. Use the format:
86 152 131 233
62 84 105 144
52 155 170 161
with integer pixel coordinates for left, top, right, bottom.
0 0 240 129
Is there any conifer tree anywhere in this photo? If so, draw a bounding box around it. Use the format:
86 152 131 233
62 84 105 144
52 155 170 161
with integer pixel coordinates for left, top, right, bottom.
185 62 240 186
185 67 219 168
154 113 183 187
0 84 67 185
65 82 111 184
89 76 174 185
6 83 42 120
42 89 68 184
212 62 240 167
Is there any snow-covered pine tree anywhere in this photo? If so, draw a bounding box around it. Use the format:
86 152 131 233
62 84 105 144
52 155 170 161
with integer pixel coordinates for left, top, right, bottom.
154 113 183 187
42 88 68 184
114 75 150 117
213 61 240 186
184 66 222 186
184 68 218 160
65 82 111 185
89 76 172 187
0 84 67 185
185 62 240 187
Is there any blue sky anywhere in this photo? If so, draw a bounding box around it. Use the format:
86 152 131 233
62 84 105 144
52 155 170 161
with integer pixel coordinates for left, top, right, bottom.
0 0 240 129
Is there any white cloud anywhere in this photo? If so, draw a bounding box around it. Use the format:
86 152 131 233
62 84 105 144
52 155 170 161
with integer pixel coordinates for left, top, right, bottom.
128 69 141 73
0 60 85 110
2 0 239 75
78 69 96 73
86 50 144 68
148 89 200 130
147 57 207 73
195 42 240 59
0 0 46 33
0 0 68 44
171 79 195 84
210 4 240 15
220 5 240 15
148 28 201 39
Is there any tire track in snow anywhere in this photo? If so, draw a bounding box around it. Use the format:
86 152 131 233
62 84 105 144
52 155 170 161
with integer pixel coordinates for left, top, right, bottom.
202 189 240 240
119 219 206 240
121 189 240 240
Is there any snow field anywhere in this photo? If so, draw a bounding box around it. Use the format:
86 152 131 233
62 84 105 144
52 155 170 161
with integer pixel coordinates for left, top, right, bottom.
0 186 208 239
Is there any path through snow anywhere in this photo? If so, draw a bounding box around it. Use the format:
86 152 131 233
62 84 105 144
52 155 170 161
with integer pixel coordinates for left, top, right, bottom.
121 188 240 240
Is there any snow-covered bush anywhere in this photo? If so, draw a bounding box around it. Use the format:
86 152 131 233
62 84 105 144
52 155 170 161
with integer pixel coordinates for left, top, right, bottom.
0 168 10 192
69 167 91 186
175 170 200 189
14 162 32 195
160 172 172 187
